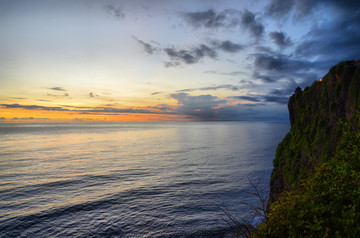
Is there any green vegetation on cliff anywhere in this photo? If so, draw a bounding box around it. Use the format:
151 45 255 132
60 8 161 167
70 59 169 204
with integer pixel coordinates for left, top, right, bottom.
256 61 360 237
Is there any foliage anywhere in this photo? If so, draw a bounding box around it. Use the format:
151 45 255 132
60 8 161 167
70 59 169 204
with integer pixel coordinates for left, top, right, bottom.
257 120 360 237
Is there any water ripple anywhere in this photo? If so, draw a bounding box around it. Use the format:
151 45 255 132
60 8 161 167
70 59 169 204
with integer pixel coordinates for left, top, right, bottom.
0 122 289 237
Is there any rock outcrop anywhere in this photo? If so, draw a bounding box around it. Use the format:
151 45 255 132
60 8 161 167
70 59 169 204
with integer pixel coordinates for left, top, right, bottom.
269 60 360 204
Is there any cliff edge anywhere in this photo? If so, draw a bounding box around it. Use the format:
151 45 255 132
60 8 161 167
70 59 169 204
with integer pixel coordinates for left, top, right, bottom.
258 60 360 237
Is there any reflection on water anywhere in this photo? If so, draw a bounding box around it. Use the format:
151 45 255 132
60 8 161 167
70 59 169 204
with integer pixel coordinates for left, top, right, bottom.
0 122 289 237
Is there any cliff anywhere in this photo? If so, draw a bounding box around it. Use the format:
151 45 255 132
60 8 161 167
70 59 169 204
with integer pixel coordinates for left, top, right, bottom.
258 60 360 237
269 60 360 203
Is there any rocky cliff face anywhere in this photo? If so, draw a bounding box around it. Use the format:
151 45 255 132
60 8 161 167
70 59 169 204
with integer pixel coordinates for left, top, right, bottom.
269 60 360 204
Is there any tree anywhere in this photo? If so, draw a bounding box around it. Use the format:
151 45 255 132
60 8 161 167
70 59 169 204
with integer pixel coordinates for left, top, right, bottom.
294 87 302 94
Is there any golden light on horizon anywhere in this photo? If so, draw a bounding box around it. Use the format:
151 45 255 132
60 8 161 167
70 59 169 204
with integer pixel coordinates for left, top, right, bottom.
0 107 190 123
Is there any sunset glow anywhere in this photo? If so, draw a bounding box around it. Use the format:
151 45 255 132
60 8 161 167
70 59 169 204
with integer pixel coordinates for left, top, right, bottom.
1 0 359 122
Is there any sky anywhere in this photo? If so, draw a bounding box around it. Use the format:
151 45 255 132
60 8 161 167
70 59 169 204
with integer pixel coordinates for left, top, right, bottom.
0 0 359 122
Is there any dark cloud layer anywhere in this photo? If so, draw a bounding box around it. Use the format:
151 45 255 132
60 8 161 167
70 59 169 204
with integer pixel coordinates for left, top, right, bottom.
269 31 292 48
163 40 243 67
265 0 360 59
262 0 360 86
182 9 264 39
240 9 264 38
164 44 216 65
295 14 360 62
182 9 239 28
253 52 312 74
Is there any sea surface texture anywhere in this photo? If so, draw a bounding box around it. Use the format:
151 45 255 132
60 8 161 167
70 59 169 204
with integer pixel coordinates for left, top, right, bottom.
0 122 289 237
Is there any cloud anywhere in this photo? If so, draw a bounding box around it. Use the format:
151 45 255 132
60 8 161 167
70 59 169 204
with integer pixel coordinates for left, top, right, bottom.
164 61 180 67
37 99 52 102
240 9 264 38
151 92 162 95
213 40 244 53
205 103 288 121
226 71 245 76
181 9 238 28
292 0 360 18
251 52 318 87
239 79 258 89
1 103 70 111
164 44 217 65
0 103 176 116
11 97 27 100
168 92 287 121
163 40 243 67
254 0 360 86
230 94 289 105
266 0 295 18
49 87 66 91
47 93 69 97
104 4 124 19
269 31 292 48
79 107 170 115
231 95 262 102
253 53 312 73
252 72 280 83
204 70 246 76
47 87 69 97
269 78 298 95
263 95 289 104
279 1 360 75
265 0 327 18
12 117 35 120
182 9 264 39
294 14 360 62
164 48 198 64
267 0 360 19
171 93 227 120
204 70 217 74
133 36 158 55
73 118 84 121
176 84 239 92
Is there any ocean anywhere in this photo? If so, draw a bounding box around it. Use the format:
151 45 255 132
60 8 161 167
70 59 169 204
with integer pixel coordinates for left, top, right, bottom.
0 122 289 237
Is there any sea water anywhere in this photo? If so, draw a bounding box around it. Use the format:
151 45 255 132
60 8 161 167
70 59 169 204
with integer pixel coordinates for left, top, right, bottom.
0 122 289 237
